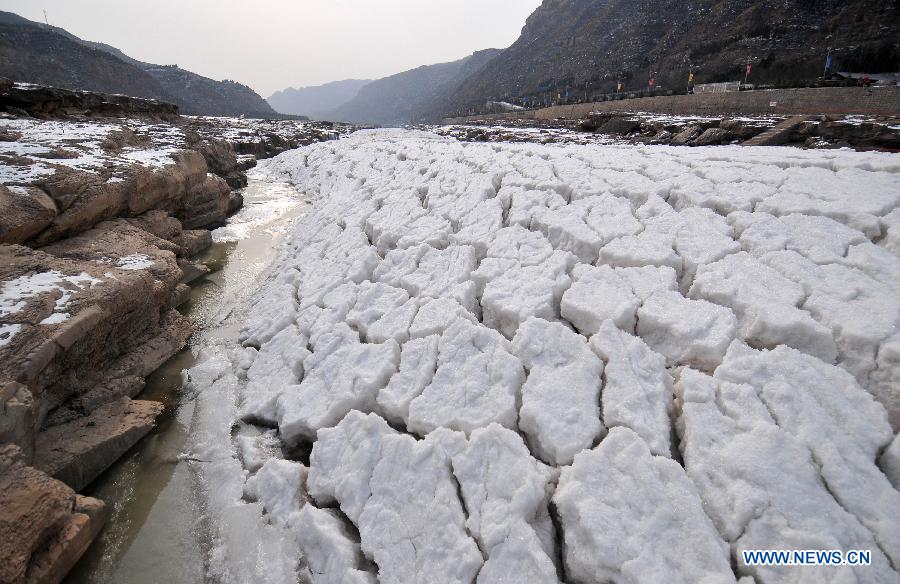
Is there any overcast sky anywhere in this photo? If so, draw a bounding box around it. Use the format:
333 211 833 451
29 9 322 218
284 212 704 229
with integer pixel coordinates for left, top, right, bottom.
4 0 542 96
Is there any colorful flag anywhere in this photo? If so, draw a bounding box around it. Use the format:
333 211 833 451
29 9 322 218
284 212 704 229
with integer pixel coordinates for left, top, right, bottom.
745 63 752 77
825 52 833 72
688 71 694 83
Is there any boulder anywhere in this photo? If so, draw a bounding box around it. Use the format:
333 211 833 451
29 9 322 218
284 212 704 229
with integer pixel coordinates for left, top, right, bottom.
0 186 57 244
671 125 703 145
692 127 734 146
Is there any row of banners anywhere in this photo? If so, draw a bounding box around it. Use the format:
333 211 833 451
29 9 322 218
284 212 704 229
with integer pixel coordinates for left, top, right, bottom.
526 51 837 106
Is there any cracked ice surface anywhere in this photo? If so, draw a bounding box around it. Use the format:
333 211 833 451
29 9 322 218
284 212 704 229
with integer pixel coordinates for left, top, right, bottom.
185 130 900 583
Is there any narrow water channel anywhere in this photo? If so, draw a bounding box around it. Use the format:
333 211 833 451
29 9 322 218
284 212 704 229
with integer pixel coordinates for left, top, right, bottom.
65 178 308 584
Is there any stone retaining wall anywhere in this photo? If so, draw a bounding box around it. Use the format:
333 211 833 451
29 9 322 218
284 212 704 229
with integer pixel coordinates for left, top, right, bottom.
443 86 900 123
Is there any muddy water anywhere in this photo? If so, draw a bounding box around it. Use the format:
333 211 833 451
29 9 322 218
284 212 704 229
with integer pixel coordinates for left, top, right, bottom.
65 179 308 584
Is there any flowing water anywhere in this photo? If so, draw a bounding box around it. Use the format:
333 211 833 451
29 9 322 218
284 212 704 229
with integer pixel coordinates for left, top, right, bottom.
65 178 308 584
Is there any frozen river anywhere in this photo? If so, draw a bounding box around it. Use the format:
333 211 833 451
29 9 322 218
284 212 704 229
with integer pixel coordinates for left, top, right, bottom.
72 129 900 584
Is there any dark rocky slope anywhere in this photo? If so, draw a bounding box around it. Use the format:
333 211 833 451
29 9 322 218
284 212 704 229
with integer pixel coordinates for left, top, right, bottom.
0 10 278 117
435 0 900 117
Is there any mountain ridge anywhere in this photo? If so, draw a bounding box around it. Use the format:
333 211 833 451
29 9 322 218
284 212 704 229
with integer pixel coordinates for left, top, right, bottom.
267 79 372 119
0 10 279 117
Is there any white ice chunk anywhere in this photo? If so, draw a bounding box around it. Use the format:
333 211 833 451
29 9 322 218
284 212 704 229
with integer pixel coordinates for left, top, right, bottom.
730 211 868 264
376 334 440 427
407 319 524 435
277 339 400 444
714 342 900 567
560 264 640 335
590 320 673 457
451 424 555 555
241 325 309 425
613 265 678 301
511 317 604 465
553 427 735 584
296 505 377 584
358 432 484 584
636 290 736 370
475 250 575 338
307 411 398 522
689 252 837 362
409 297 477 339
676 366 898 583
243 459 307 525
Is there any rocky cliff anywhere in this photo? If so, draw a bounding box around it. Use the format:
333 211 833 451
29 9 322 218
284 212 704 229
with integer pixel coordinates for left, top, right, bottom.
0 10 278 118
434 0 899 117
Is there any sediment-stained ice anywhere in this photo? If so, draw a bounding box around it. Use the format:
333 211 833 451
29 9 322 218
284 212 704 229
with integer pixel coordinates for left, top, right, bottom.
553 427 736 584
185 130 900 584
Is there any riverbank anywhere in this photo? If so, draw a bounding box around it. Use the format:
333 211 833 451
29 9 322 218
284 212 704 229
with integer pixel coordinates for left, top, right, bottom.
0 80 351 583
65 176 309 583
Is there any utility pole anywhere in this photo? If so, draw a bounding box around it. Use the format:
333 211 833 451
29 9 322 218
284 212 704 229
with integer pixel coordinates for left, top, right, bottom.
43 9 49 25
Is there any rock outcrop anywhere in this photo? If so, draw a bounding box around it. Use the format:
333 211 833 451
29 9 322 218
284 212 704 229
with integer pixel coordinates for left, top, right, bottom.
0 444 108 584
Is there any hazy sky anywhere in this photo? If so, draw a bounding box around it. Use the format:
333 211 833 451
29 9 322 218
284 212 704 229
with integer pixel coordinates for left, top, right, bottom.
4 0 542 96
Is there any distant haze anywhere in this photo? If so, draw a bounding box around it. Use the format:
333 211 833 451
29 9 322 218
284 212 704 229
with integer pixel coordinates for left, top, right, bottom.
4 0 542 96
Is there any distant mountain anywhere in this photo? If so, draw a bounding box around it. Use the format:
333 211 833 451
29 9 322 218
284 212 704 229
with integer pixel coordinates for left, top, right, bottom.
0 10 279 117
328 49 502 126
268 79 371 119
439 0 900 117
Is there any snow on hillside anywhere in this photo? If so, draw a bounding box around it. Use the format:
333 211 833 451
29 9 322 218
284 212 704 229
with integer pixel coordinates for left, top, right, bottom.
184 129 900 584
